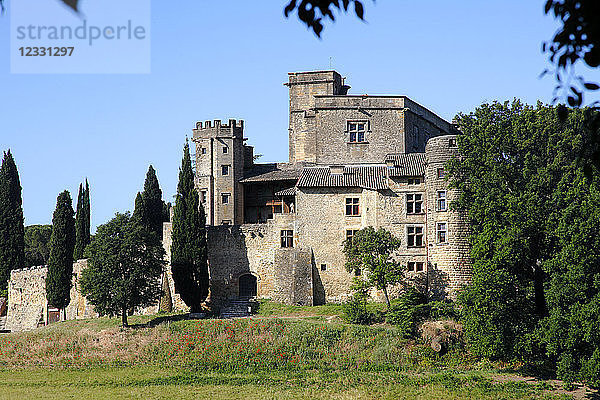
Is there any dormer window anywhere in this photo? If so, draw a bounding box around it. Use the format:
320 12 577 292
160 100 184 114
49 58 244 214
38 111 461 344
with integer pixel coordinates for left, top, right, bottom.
348 121 367 143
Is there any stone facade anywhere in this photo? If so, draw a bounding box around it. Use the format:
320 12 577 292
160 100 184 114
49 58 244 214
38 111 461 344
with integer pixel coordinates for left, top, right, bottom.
161 69 473 308
6 260 98 332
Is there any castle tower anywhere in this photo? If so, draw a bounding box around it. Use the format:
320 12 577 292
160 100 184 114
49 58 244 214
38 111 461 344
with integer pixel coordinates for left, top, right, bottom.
192 119 245 225
425 135 472 298
285 71 349 164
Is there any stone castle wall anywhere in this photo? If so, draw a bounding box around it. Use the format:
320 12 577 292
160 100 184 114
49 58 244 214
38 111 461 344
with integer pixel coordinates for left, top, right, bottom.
6 260 98 332
162 213 313 309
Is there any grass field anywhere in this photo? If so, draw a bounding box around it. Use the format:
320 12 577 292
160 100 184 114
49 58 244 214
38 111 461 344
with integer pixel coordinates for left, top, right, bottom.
0 303 589 399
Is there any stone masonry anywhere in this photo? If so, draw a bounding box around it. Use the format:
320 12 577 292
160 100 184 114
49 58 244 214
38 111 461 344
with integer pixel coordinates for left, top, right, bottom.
161 69 473 308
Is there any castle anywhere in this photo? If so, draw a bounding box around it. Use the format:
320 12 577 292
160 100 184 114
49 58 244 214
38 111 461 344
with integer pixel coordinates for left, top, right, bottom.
163 70 472 308
5 70 473 331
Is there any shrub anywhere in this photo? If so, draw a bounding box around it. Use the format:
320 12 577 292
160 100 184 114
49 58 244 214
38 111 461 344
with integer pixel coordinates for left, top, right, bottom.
343 291 376 325
386 288 429 337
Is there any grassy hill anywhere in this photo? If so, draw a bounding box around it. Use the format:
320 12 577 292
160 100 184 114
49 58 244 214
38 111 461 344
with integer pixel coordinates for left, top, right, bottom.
0 305 586 399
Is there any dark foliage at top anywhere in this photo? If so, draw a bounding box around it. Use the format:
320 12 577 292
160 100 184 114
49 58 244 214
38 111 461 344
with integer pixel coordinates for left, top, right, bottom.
284 0 366 37
543 0 600 107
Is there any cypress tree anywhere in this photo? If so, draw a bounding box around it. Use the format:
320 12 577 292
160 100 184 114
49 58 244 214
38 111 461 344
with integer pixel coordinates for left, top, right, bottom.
171 142 209 313
83 179 90 247
141 165 164 240
46 190 76 311
74 180 91 260
0 150 25 296
73 184 85 260
133 192 144 222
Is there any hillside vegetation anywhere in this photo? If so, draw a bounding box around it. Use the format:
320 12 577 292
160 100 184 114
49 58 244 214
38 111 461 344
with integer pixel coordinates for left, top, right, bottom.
0 308 588 399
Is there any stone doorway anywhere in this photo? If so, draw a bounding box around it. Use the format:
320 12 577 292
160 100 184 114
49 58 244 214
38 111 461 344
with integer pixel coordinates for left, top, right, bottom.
239 274 257 298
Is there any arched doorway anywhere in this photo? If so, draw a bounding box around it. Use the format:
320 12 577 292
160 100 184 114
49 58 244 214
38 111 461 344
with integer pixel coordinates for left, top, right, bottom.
239 274 257 298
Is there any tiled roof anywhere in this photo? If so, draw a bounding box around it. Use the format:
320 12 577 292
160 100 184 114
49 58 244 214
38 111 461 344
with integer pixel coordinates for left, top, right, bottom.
385 153 426 177
241 163 301 183
275 187 296 196
297 165 388 190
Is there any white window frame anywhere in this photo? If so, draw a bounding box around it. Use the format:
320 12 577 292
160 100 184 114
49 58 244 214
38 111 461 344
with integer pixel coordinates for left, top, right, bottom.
437 190 447 211
437 222 448 244
222 164 230 176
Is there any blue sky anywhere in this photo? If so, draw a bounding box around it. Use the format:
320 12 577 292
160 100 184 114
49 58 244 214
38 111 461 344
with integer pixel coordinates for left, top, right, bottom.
1 0 599 232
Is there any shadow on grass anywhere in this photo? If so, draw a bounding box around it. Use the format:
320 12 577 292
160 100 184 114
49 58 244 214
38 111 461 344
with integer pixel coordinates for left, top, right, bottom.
128 313 208 329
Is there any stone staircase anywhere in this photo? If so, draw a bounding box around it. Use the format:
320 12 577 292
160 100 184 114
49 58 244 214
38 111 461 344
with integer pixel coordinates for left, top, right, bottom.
0 316 7 333
220 298 256 319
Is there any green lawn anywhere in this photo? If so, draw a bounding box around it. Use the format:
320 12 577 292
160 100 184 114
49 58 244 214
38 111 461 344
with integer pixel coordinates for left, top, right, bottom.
0 309 580 399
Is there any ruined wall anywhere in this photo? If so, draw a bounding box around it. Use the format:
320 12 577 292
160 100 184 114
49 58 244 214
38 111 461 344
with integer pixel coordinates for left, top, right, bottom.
6 260 98 332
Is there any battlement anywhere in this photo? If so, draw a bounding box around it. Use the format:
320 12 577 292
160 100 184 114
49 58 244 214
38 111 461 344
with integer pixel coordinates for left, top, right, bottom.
193 119 244 140
195 119 244 130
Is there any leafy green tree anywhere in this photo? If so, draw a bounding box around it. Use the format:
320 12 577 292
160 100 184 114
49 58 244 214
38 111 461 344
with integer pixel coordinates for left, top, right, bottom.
134 166 164 240
171 142 209 313
448 101 600 380
24 225 52 267
46 190 76 311
343 226 403 309
0 150 25 296
80 212 165 327
534 109 600 386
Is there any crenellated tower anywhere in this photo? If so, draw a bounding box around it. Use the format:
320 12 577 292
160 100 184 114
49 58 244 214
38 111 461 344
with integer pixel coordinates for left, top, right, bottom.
192 119 248 225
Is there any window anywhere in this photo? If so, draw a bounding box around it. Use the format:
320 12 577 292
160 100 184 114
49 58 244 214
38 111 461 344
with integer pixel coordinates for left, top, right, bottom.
321 264 327 271
222 220 231 225
408 262 424 272
406 193 423 214
200 190 207 203
346 229 359 243
221 193 230 204
437 168 446 179
407 225 424 247
281 230 294 248
348 121 367 143
345 198 360 216
407 178 421 185
223 146 228 154
437 191 447 211
222 165 230 176
201 147 207 154
437 222 447 244
449 138 457 148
